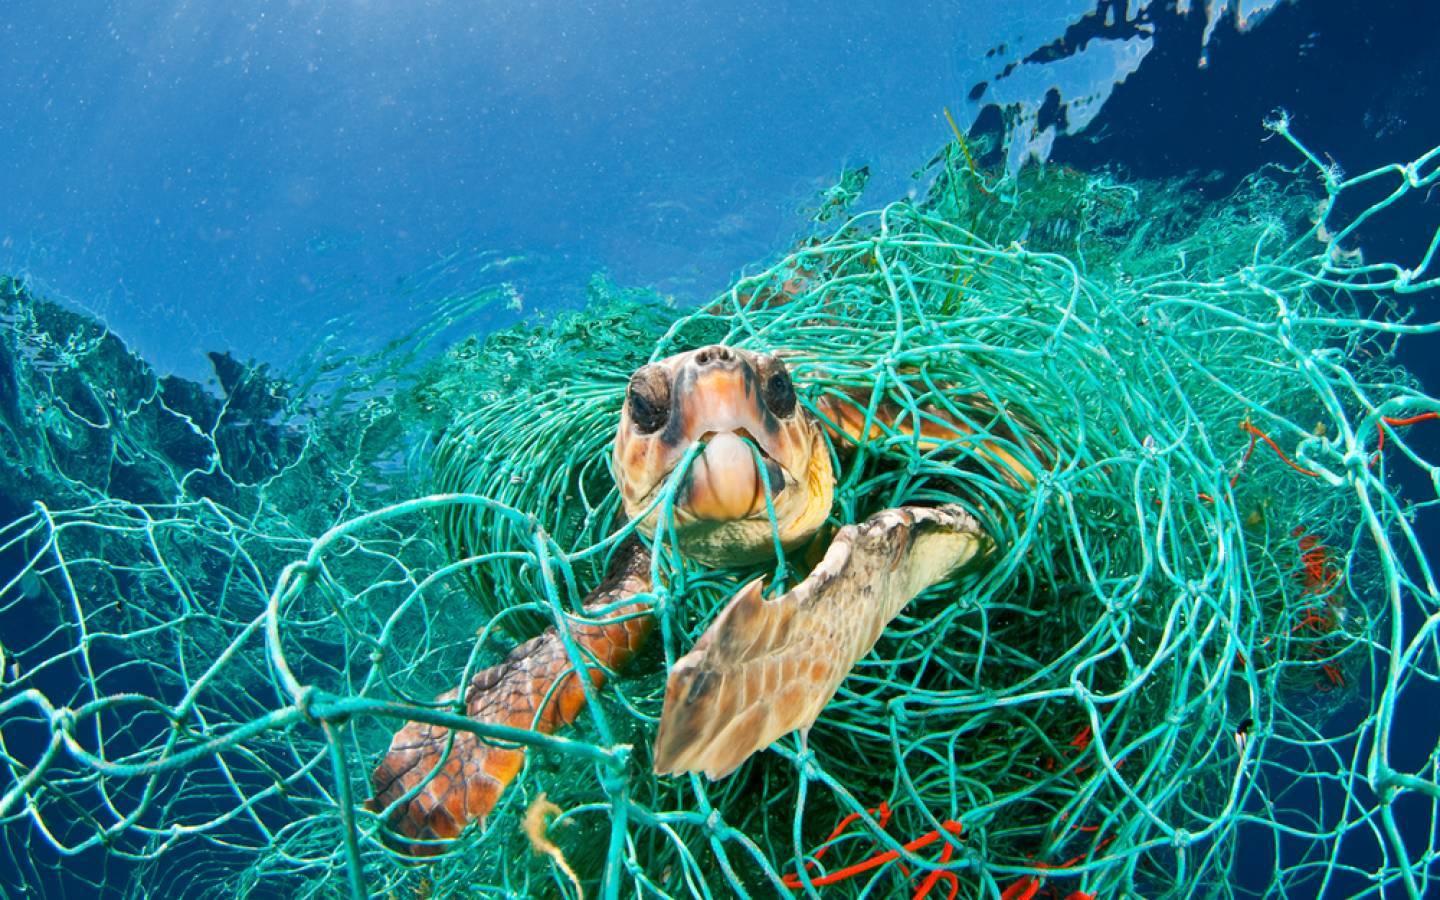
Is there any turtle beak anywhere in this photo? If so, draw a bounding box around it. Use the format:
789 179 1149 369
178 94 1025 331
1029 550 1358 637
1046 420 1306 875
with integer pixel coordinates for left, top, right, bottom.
681 431 786 521
669 350 791 522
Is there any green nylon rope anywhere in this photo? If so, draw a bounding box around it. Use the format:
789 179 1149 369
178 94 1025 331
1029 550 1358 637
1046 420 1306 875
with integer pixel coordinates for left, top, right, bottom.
1 118 1438 898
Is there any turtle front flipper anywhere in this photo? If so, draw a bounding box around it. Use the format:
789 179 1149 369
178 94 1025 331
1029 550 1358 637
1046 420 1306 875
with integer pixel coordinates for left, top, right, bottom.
368 541 652 855
652 505 987 780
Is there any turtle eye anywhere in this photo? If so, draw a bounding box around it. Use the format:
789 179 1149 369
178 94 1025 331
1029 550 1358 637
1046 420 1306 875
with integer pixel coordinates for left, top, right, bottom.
627 366 671 434
760 358 796 418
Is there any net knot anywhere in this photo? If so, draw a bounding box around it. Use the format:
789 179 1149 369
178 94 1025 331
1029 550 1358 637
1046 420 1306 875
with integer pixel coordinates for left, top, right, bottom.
50 706 75 734
1343 448 1369 473
599 761 630 795
1170 828 1192 849
1370 765 1401 803
295 685 320 724
1032 469 1055 494
794 744 820 779
705 809 725 834
888 696 910 724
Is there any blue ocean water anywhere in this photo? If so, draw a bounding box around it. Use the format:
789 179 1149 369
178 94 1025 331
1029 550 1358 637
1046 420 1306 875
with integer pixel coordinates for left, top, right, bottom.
2 0 1079 380
2 1 1438 896
3 0 1288 382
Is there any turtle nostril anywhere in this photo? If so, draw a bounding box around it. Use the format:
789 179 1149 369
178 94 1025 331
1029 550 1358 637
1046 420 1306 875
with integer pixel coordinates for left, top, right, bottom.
695 345 733 367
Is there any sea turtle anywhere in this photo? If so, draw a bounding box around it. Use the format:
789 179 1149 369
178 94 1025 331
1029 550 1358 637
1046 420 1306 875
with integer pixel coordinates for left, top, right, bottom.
368 343 1044 852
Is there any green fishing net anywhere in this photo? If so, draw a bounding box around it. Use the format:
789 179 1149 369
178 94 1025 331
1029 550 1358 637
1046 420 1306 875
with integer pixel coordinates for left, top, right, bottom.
2 117 1438 899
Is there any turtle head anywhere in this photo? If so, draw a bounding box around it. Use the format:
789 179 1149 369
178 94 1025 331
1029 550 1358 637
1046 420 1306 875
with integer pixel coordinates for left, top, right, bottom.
613 345 834 566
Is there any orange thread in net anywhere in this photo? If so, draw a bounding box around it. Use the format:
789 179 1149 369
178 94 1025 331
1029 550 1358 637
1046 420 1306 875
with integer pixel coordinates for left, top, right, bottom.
1292 528 1342 598
1321 663 1347 690
1237 419 1320 480
782 804 963 898
1373 410 1438 462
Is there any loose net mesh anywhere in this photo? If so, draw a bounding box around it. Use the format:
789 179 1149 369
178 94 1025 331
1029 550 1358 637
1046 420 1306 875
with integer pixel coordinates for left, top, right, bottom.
1 120 1438 898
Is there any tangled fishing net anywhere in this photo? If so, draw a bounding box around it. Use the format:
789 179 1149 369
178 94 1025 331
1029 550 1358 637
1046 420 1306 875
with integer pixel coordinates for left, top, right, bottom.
2 117 1438 898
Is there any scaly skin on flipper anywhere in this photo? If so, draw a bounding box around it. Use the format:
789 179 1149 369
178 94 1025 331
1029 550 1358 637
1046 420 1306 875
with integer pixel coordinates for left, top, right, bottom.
652 505 988 779
367 540 653 854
